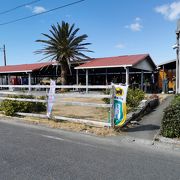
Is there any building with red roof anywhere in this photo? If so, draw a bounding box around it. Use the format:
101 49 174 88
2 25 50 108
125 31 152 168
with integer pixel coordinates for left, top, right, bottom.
0 54 157 92
75 54 156 91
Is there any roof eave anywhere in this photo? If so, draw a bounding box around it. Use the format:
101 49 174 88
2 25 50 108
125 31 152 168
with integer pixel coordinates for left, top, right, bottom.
75 64 132 70
0 70 32 74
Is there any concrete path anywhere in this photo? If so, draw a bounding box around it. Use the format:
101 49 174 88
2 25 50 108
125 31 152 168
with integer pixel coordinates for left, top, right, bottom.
124 95 174 141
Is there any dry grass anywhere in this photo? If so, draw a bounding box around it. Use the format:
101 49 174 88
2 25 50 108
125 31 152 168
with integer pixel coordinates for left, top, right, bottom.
19 116 119 136
52 96 109 122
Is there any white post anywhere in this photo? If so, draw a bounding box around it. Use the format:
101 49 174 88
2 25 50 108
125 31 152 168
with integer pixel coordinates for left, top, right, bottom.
141 70 144 90
76 69 79 85
28 73 31 92
125 67 129 85
86 69 88 93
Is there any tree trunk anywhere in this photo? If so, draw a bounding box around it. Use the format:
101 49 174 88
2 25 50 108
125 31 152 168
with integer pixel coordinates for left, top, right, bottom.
61 61 68 85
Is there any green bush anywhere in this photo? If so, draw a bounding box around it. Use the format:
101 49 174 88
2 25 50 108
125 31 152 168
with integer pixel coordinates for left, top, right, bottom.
126 88 145 109
103 88 145 111
161 95 180 138
1 95 46 116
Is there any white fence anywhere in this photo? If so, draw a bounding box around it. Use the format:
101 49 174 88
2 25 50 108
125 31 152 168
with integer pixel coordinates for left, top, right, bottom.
0 85 114 127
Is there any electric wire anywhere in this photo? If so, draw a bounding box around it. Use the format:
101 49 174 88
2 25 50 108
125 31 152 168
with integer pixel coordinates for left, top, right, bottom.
0 0 85 26
0 0 41 15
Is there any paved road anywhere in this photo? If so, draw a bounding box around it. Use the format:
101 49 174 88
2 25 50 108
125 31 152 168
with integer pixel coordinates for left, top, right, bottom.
0 119 180 180
125 95 174 141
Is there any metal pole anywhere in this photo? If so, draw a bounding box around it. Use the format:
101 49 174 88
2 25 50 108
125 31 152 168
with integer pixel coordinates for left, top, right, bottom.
86 69 88 93
76 69 79 85
105 68 108 85
178 34 180 94
110 84 115 128
141 70 144 90
28 73 31 92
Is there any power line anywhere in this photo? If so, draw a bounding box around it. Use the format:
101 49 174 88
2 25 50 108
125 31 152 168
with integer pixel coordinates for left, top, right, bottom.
0 0 85 26
0 0 41 15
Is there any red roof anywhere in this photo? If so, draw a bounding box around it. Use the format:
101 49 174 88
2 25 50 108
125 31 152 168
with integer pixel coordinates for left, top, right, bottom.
0 62 53 73
75 54 150 69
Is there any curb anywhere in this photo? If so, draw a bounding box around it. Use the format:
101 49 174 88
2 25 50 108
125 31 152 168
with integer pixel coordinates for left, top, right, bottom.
155 135 180 145
152 131 180 152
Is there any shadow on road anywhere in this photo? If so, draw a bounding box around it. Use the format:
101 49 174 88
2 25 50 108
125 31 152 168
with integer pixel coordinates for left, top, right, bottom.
124 124 160 132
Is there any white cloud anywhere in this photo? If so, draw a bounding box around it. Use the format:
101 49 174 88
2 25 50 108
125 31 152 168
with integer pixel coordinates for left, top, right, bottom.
125 18 143 31
155 1 180 21
135 17 141 21
25 5 32 10
32 6 46 14
115 43 125 49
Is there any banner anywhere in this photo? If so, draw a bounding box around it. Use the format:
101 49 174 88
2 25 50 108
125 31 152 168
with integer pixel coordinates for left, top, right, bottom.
47 80 56 118
114 84 128 127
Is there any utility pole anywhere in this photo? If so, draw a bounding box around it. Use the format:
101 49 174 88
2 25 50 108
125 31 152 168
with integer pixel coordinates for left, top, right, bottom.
3 45 7 66
175 32 179 94
176 20 180 94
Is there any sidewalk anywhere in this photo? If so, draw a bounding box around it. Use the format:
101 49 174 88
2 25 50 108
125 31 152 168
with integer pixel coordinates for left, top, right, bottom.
123 95 174 141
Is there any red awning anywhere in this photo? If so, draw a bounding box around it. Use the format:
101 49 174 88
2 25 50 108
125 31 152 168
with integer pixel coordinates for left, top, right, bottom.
75 54 149 69
0 62 54 74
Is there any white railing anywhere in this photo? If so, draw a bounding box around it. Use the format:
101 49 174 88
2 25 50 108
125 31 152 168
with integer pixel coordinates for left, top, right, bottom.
0 85 114 127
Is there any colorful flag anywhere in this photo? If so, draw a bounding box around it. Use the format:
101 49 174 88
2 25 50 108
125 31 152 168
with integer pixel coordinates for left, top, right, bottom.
114 84 128 127
47 80 56 118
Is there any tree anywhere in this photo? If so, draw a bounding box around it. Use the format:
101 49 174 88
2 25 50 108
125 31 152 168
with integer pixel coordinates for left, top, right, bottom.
36 21 92 85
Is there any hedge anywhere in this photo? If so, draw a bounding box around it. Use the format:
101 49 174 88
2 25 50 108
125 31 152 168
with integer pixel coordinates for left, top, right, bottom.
103 88 145 112
161 95 180 138
0 95 46 116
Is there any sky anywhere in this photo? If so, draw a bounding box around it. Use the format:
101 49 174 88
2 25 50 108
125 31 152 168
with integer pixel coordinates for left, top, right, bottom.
0 0 179 66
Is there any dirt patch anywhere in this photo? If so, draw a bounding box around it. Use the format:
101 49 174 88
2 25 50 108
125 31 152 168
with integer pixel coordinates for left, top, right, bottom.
52 96 109 122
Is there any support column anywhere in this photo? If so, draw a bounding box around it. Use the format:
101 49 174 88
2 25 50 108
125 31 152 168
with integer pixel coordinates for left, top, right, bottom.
105 68 108 85
162 65 165 94
125 67 129 85
7 74 11 91
141 70 144 90
28 73 31 92
7 74 10 85
76 69 79 85
86 69 88 93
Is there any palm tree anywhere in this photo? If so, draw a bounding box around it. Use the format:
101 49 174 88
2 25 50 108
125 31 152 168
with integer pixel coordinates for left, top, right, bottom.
36 21 92 85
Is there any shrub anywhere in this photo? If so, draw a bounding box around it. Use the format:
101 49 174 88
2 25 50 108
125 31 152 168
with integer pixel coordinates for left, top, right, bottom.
1 95 46 116
126 88 145 109
161 95 180 138
103 88 145 111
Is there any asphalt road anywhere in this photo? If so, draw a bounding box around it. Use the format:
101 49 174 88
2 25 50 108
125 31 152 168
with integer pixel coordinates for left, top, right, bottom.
0 120 180 180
